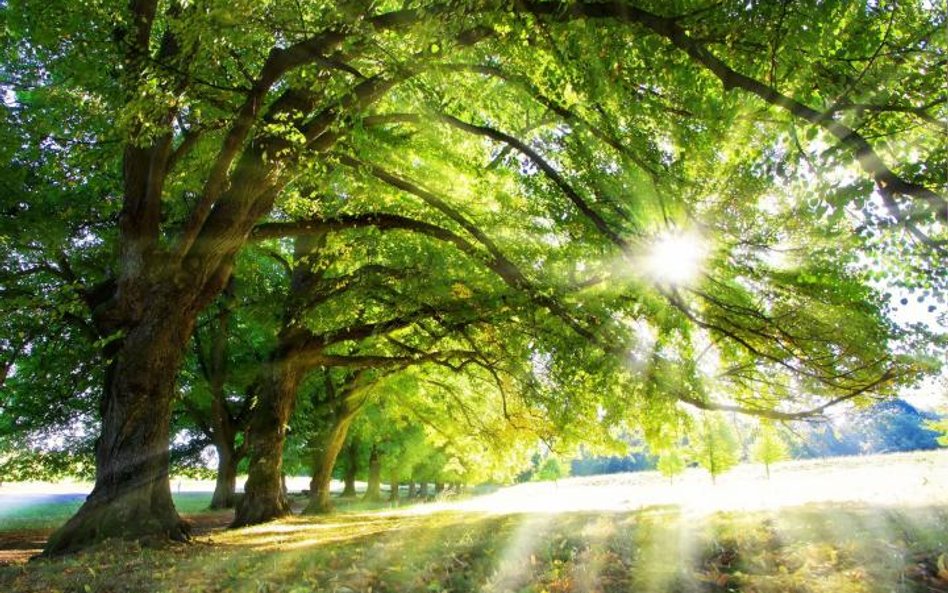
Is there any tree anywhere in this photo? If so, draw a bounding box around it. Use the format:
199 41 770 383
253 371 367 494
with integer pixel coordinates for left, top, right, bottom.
751 423 790 479
2 0 943 555
235 222 535 523
178 272 266 509
656 449 688 484
300 370 375 514
927 417 948 448
691 413 741 484
338 436 363 498
363 444 383 503
534 456 569 482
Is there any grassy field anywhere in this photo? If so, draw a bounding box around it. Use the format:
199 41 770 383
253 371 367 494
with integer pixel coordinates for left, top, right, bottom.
0 492 214 532
1 452 947 593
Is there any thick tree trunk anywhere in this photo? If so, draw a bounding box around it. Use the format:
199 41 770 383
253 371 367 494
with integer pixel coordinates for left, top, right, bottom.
303 414 354 514
407 482 417 499
43 305 195 556
209 440 239 510
419 481 429 499
341 439 359 498
232 361 301 527
363 446 382 502
435 482 444 494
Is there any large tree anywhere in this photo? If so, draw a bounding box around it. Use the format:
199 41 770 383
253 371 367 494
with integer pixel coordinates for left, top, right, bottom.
0 0 943 555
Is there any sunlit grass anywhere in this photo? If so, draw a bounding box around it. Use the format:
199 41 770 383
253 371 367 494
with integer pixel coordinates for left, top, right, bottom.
1 452 947 592
2 504 946 592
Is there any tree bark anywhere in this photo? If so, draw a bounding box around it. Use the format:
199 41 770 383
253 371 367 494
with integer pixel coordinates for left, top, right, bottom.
363 446 382 502
206 282 242 510
435 482 444 494
419 481 429 499
389 476 399 503
341 438 359 497
407 482 417 499
209 439 239 510
232 360 302 527
43 301 195 556
303 414 354 514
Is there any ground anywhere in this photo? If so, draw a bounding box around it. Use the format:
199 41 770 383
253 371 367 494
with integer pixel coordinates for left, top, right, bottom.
1 452 947 592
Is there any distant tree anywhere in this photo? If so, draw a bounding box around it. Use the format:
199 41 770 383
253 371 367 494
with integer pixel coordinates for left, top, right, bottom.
691 413 741 484
751 423 790 479
925 412 948 447
792 399 941 458
569 439 656 476
534 456 569 482
656 449 688 484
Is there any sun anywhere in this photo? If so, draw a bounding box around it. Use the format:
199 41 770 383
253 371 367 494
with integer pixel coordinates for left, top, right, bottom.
643 230 707 286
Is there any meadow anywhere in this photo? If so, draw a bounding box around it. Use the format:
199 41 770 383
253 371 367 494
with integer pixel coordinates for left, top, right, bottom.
1 451 946 593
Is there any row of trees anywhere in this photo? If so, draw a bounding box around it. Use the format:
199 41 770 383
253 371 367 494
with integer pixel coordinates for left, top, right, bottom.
0 0 944 556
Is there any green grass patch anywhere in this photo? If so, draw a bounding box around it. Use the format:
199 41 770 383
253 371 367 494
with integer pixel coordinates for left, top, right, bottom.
0 492 213 531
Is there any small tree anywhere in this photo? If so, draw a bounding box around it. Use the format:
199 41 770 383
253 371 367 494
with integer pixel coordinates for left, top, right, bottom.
751 423 789 479
534 456 569 482
656 448 687 484
691 413 741 484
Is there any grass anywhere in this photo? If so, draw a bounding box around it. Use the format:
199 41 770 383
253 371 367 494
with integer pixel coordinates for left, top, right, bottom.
0 493 213 531
0 492 213 532
0 504 946 592
1 453 947 592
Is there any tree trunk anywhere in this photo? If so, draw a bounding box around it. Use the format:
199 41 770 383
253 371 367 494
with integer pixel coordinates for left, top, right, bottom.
419 481 429 499
43 304 195 556
303 414 354 514
341 439 359 498
207 282 241 511
435 482 444 494
389 476 399 503
407 482 416 499
232 361 301 527
363 446 382 502
209 439 239 510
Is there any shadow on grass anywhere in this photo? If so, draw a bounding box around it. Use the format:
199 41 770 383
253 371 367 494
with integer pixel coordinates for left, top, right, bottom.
1 503 946 593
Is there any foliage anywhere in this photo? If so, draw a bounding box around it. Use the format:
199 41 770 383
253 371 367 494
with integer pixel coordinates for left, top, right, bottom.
751 423 790 478
0 0 945 553
570 450 655 476
926 418 948 448
656 448 688 483
792 399 942 458
690 413 741 483
533 455 569 482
